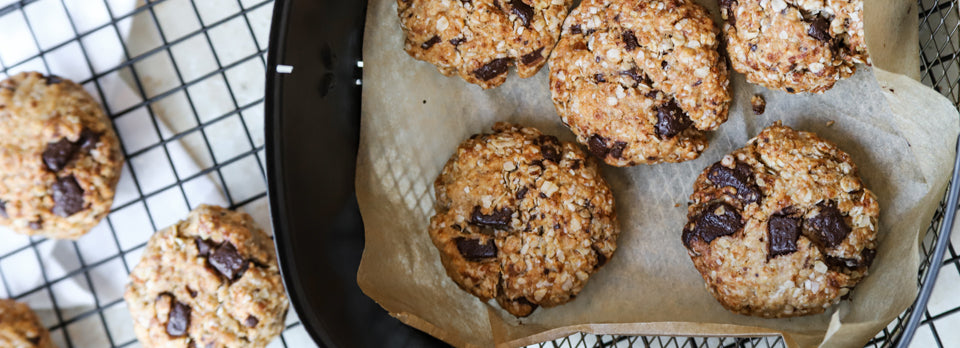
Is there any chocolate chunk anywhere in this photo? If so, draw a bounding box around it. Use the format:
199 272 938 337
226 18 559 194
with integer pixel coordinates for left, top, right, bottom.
421 35 441 49
195 238 215 257
860 248 877 268
0 200 6 218
751 94 766 115
720 0 737 26
44 75 64 85
244 316 259 328
515 186 528 200
588 134 610 158
538 135 561 163
805 201 851 248
187 287 198 298
208 242 249 280
529 159 544 170
77 129 101 151
52 175 84 217
682 202 743 248
43 138 78 172
570 160 581 170
785 87 795 93
455 237 497 260
166 300 191 337
823 249 876 271
569 25 582 35
621 30 639 51
520 47 544 65
807 16 832 43
449 37 466 46
767 213 801 257
619 68 650 86
473 58 510 81
592 246 607 268
824 255 854 270
707 161 761 204
469 206 512 230
42 129 100 172
608 141 627 159
654 99 692 139
594 73 606 83
508 0 534 27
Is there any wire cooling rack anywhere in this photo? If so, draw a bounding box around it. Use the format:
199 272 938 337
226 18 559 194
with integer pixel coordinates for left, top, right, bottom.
0 0 316 347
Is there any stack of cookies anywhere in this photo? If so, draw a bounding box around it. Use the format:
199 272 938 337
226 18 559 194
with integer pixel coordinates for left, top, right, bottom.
399 0 878 318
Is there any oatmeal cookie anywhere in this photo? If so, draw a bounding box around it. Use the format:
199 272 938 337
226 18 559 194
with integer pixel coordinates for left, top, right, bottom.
549 0 731 166
125 205 289 348
429 123 619 317
397 0 572 88
682 122 879 318
0 72 123 239
719 0 868 93
0 299 54 348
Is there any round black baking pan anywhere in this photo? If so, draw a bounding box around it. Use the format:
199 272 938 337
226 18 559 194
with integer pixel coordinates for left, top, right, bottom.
264 0 446 346
264 0 960 347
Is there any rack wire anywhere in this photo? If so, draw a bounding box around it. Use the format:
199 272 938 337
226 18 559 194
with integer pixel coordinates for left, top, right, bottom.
0 0 316 347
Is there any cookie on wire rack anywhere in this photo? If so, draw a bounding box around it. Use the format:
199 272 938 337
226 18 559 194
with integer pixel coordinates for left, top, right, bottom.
125 205 289 348
0 72 124 240
0 299 54 348
683 122 879 318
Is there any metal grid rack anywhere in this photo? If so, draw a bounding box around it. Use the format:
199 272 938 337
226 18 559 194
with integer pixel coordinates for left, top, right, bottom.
0 0 315 347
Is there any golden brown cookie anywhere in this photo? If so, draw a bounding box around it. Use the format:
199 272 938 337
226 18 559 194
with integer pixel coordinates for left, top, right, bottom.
0 72 123 239
720 0 868 93
0 299 54 348
549 0 731 166
683 122 879 317
429 123 619 317
397 0 572 88
125 205 289 348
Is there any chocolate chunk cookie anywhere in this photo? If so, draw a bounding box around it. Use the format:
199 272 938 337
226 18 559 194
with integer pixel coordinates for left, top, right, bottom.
720 0 868 93
683 122 879 318
0 72 123 239
549 0 731 166
0 300 54 348
430 123 619 317
125 205 289 348
398 0 572 88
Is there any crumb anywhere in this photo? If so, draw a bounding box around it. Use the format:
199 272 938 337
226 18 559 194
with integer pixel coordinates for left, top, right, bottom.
751 95 766 115
826 120 835 127
674 203 681 208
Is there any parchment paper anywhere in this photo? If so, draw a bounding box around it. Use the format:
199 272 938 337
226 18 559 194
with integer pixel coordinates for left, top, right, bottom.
355 0 960 346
